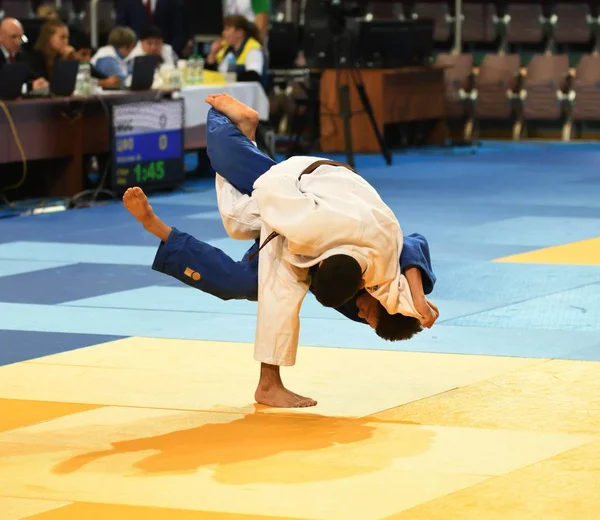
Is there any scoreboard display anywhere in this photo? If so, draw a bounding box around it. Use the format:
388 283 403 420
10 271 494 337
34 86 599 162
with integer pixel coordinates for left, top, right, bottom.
110 99 185 192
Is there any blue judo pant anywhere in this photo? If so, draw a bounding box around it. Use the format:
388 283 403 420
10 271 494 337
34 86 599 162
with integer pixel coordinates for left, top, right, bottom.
152 108 272 302
151 108 436 323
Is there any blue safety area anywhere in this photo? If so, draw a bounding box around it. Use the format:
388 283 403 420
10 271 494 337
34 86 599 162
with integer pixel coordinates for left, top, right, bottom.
0 140 599 366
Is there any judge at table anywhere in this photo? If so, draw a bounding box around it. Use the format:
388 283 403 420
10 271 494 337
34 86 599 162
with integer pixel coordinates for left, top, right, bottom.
0 17 48 91
90 27 137 86
205 15 264 83
27 19 76 82
125 25 178 69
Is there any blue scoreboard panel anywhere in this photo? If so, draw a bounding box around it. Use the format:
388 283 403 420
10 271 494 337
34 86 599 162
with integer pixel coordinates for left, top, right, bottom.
110 98 185 192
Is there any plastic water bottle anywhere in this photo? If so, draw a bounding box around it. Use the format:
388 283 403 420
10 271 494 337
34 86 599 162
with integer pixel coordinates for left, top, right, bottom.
170 67 183 90
196 56 204 83
88 155 99 185
76 62 91 95
227 55 236 72
186 55 197 84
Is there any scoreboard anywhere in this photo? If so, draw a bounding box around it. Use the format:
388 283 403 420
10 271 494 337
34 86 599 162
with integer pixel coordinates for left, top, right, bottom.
110 99 185 192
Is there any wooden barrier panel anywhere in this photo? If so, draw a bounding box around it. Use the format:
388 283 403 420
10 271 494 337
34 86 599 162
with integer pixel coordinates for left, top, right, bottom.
319 67 447 153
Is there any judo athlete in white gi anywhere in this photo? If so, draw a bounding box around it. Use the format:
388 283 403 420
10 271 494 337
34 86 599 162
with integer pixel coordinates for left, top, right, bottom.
123 94 438 407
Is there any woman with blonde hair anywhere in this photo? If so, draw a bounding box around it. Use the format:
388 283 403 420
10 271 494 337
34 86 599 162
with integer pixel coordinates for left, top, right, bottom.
90 26 137 85
27 19 75 81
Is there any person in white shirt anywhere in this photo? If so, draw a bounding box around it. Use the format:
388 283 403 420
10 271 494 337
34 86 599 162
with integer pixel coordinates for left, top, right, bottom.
90 26 137 85
125 25 178 69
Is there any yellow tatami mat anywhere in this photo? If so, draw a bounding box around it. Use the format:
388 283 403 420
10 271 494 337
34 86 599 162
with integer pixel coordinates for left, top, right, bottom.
495 236 600 265
0 338 598 519
0 337 542 417
0 497 71 520
0 399 102 434
25 502 306 520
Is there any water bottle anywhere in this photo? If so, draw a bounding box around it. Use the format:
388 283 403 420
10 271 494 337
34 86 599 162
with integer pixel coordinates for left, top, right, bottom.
196 56 204 83
170 67 182 90
225 55 237 83
76 62 91 95
88 155 99 186
227 55 236 72
186 55 197 84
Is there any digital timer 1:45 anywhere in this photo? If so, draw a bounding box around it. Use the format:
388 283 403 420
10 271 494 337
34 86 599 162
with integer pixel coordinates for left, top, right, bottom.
133 161 166 183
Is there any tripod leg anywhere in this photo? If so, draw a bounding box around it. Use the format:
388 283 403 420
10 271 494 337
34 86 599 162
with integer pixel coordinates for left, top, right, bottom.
352 70 392 165
338 83 355 168
255 125 276 160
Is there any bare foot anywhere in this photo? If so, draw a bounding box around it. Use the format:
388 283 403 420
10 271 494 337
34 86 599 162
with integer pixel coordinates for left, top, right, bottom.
255 385 317 408
254 363 317 408
205 93 259 140
123 187 171 241
123 187 154 226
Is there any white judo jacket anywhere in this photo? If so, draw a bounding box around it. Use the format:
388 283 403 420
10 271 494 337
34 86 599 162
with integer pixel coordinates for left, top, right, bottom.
250 156 422 367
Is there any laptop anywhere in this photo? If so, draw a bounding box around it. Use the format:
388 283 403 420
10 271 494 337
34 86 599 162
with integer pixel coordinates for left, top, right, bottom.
51 59 80 96
130 55 160 91
0 62 31 100
27 59 80 97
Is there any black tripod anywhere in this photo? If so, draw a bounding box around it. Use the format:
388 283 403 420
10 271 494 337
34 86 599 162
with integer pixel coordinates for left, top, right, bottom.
331 33 392 168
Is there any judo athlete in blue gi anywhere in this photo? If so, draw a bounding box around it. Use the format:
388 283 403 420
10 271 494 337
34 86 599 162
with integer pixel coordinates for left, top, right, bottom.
123 94 437 408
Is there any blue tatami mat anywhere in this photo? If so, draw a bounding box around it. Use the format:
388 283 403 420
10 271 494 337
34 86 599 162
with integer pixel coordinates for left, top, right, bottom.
0 141 599 365
0 330 124 366
447 283 600 332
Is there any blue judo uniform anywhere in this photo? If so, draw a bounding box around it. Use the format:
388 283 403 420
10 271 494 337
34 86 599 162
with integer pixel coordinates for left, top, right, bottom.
151 108 436 324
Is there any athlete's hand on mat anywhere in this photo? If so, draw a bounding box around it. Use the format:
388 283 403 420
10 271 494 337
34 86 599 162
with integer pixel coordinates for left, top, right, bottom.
415 298 439 329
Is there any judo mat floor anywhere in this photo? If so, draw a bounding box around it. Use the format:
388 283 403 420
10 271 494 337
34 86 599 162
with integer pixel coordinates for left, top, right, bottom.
0 141 599 519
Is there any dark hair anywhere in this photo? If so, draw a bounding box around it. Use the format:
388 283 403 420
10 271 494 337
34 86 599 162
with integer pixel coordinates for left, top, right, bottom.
70 30 91 51
141 25 164 41
313 254 363 308
223 14 262 44
375 303 423 341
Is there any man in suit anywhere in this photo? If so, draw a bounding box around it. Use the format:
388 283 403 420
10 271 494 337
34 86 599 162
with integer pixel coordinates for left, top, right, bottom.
116 0 185 56
0 17 48 91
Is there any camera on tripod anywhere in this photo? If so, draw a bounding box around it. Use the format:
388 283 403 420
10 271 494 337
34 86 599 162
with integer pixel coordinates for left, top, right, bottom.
303 0 434 69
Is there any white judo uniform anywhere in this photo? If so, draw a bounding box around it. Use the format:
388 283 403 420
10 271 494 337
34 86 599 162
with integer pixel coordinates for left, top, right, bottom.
215 156 422 367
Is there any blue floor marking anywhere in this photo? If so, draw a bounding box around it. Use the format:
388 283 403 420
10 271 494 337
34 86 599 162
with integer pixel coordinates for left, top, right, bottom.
0 259 72 278
450 216 600 247
446 283 600 332
0 141 599 364
0 330 124 367
0 263 174 305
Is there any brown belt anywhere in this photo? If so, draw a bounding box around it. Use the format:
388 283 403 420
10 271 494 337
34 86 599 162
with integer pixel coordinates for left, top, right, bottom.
249 160 356 261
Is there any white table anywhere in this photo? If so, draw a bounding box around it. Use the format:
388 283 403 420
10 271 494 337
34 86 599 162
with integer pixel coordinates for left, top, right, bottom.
180 82 270 128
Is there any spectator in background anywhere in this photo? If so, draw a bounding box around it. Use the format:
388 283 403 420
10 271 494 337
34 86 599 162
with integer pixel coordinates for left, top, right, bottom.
224 0 270 43
116 0 184 56
27 19 75 82
70 31 122 89
205 15 263 81
0 17 48 90
90 26 137 86
36 3 59 20
125 25 177 69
